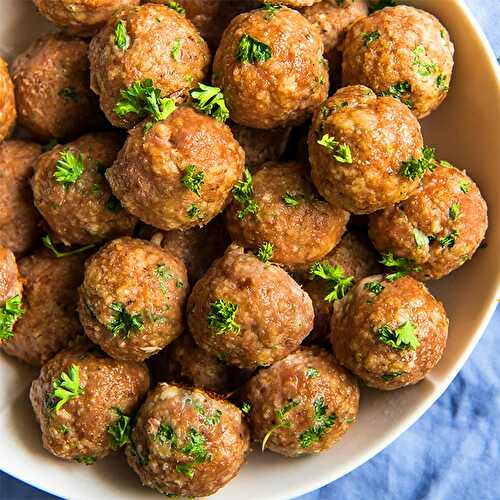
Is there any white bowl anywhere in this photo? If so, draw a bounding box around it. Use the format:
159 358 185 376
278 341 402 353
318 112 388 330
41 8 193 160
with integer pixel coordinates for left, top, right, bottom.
1 1 499 499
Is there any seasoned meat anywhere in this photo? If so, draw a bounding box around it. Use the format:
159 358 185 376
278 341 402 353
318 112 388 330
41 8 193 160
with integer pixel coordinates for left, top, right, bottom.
0 245 23 345
0 56 16 142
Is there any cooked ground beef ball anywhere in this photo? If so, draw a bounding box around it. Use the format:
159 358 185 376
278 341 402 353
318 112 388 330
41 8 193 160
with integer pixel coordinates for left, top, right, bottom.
0 140 42 256
226 161 349 269
331 275 449 390
78 237 189 362
31 132 137 246
308 85 424 214
261 0 322 7
241 346 359 456
0 246 23 344
11 34 103 142
126 383 249 497
342 5 454 119
106 107 244 231
2 249 86 366
89 3 210 128
30 337 150 463
0 57 16 142
368 165 488 280
213 6 328 129
187 245 314 369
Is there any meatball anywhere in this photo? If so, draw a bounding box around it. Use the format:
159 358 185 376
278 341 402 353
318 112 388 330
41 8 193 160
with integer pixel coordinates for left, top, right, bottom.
342 5 454 119
187 245 314 369
225 161 349 269
241 346 359 456
0 140 42 256
125 383 249 497
89 4 210 128
368 165 488 280
30 337 150 463
0 57 16 142
2 249 86 367
106 107 245 231
78 237 189 362
31 132 137 246
308 85 424 214
261 0 322 7
331 275 449 390
0 246 23 344
213 6 328 129
11 34 102 142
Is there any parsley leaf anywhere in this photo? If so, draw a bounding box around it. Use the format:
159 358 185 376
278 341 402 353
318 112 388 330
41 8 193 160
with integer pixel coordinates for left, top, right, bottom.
114 20 130 50
155 422 177 447
379 252 421 281
363 31 380 47
263 3 281 20
171 38 181 61
305 367 319 379
262 399 300 451
256 242 273 263
207 299 240 334
190 83 229 122
155 263 183 294
236 34 272 64
232 169 258 219
107 303 144 339
412 45 437 77
130 440 148 466
449 203 460 220
108 410 131 450
378 321 420 350
75 455 96 465
378 81 413 107
459 181 470 193
187 203 201 219
176 428 211 478
436 73 449 91
364 281 384 295
381 371 403 381
0 295 23 341
400 146 436 180
42 234 95 258
309 262 354 303
50 364 84 412
165 1 185 14
282 192 301 207
299 396 337 449
414 228 429 248
54 150 85 186
241 402 252 415
181 164 204 196
317 134 352 163
439 229 459 248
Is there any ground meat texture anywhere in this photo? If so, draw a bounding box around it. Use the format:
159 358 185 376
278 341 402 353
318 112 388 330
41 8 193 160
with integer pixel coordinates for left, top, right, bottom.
226 162 349 269
2 249 86 366
125 383 249 497
241 346 359 456
331 275 449 390
106 107 244 231
342 5 454 119
308 85 424 214
89 4 210 128
11 34 102 142
30 337 150 462
368 165 488 280
0 57 16 142
31 132 137 246
187 245 314 369
0 140 42 256
78 237 189 362
212 6 328 129
261 0 322 7
0 246 22 305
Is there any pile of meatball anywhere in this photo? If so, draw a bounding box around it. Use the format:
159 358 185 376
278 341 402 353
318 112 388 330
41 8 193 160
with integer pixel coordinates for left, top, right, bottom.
0 0 488 497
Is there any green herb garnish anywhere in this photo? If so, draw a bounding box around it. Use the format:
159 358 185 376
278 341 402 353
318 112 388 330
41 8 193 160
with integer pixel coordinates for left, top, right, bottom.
364 281 384 295
305 367 319 379
414 228 429 248
54 150 85 186
449 203 460 220
155 422 177 447
0 295 23 341
165 1 185 14
75 456 96 465
381 372 403 381
309 262 354 303
317 134 352 163
299 396 337 449
171 38 182 61
256 242 273 263
363 31 380 47
400 146 436 180
241 402 252 415
378 321 420 350
181 164 205 196
282 192 301 207
439 229 459 248
108 410 131 450
50 364 84 412
207 299 240 334
107 303 144 339
176 428 211 478
412 45 437 77
459 181 470 194
236 34 272 64
262 399 300 451
42 234 94 258
436 73 449 91
263 3 281 20
378 81 412 107
190 83 229 122
232 169 258 219
379 252 421 281
187 203 201 219
114 20 130 50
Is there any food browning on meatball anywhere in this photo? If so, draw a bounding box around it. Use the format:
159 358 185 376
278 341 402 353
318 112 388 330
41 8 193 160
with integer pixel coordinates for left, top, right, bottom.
261 0 322 7
79 237 189 361
0 246 23 344
126 383 249 497
187 245 314 369
369 164 488 280
308 85 424 214
241 346 359 456
331 275 449 390
0 57 16 142
30 337 150 463
342 5 454 119
213 6 329 129
11 34 102 142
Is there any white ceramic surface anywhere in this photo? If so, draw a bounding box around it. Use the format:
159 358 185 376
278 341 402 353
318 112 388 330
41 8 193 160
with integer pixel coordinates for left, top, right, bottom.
0 1 499 499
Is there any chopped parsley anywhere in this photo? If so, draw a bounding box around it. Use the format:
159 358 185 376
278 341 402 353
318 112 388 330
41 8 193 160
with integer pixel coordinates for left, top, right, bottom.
181 164 204 196
414 228 429 248
130 440 148 466
236 34 272 64
459 181 470 194
282 192 301 207
106 195 122 212
436 73 449 91
58 87 77 100
187 203 201 219
176 428 211 478
171 38 182 61
75 456 96 465
107 302 144 339
207 299 240 334
155 263 183 294
382 372 403 381
305 367 319 379
50 364 84 412
299 396 337 449
165 1 185 14
155 422 177 447
449 203 461 220
190 83 229 122
309 262 354 303
108 410 131 450
262 399 300 451
363 31 380 47
42 234 94 258
241 402 252 415
378 81 413 107
378 321 420 350
54 150 85 186
412 45 437 77
0 295 23 341
379 252 421 281
256 242 274 263
364 281 384 295
369 0 396 13
263 3 281 20
317 134 352 163
400 146 436 180
439 229 459 248
232 169 258 219
440 160 454 168
114 20 130 50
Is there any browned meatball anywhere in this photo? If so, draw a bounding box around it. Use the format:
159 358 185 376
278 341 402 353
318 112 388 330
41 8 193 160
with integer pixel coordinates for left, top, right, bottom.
0 140 42 256
2 249 86 366
31 132 137 246
368 165 488 280
0 246 23 344
30 337 150 463
241 346 359 456
342 5 454 119
106 107 245 231
89 4 210 128
0 57 16 142
11 34 102 142
126 383 249 497
226 161 349 269
261 0 322 7
213 6 328 129
187 245 314 369
79 237 189 362
308 85 424 214
331 275 449 390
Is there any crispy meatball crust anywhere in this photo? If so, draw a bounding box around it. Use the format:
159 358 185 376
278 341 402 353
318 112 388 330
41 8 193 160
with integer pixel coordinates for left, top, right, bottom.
331 275 449 390
0 140 42 256
213 7 329 129
106 107 245 231
308 85 423 214
368 166 488 280
0 57 16 142
30 337 150 462
126 383 250 497
0 246 22 306
187 245 314 369
342 5 454 119
31 132 137 246
79 237 189 362
241 346 359 456
225 161 349 268
89 4 210 128
11 34 102 142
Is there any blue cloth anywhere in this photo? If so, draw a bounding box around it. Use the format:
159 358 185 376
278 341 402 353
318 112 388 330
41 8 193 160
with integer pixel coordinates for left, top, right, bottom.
1 1 499 499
